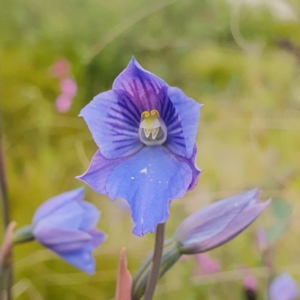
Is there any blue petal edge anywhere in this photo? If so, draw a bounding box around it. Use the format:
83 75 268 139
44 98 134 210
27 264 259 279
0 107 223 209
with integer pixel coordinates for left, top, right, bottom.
105 146 193 236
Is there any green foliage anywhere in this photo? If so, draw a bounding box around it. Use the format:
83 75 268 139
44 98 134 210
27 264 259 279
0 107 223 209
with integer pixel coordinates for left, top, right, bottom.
1 0 300 299
265 198 292 245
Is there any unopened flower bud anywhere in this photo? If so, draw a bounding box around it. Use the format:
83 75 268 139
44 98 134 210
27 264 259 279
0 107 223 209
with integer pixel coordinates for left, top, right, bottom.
14 188 106 274
174 189 270 254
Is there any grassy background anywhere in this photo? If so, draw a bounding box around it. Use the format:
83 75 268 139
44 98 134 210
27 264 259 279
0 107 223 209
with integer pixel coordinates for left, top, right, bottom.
1 0 300 298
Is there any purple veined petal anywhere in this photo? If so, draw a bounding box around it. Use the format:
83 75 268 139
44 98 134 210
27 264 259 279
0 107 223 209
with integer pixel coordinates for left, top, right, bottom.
175 189 260 248
156 87 186 157
79 202 101 231
112 57 168 112
105 146 193 236
59 245 95 274
269 273 299 300
33 188 85 224
33 200 84 231
168 87 202 158
195 199 270 253
172 146 202 190
77 150 128 195
80 90 143 159
87 228 106 248
33 227 92 253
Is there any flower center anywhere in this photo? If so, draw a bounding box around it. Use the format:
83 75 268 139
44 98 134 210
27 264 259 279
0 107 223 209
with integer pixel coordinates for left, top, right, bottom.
139 110 167 146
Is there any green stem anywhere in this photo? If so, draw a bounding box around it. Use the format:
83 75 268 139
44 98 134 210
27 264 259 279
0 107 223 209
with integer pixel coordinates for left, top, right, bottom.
132 240 180 300
12 226 35 244
143 223 165 300
0 102 12 300
132 238 174 294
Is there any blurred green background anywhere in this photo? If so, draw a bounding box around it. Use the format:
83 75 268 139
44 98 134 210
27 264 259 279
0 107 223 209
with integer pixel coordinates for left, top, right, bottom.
1 0 300 299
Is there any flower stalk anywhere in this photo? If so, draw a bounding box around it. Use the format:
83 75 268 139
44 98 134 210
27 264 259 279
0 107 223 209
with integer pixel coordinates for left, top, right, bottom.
144 223 165 300
132 238 181 300
0 108 12 300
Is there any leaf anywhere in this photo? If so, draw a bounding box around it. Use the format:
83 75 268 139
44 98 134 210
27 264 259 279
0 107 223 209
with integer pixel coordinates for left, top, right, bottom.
271 198 292 220
264 198 292 244
265 222 289 245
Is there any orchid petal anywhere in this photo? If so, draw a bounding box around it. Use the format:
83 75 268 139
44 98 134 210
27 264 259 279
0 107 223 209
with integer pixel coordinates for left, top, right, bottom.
168 87 202 158
33 188 85 224
79 202 100 230
156 87 186 156
33 227 91 253
88 229 106 248
105 146 192 236
34 201 84 231
77 150 127 195
59 245 95 274
80 90 143 159
113 57 168 112
172 146 202 190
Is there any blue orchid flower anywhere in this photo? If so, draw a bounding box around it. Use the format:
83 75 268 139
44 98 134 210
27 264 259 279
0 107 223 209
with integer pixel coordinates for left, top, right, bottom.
32 188 106 274
77 57 202 236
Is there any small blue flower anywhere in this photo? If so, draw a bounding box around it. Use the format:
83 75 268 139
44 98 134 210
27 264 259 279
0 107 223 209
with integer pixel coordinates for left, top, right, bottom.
174 189 270 254
32 188 106 274
77 57 202 236
269 273 299 300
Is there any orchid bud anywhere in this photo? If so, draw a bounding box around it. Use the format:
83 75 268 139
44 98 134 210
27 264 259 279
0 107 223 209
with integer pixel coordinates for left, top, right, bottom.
14 188 106 274
174 189 270 254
